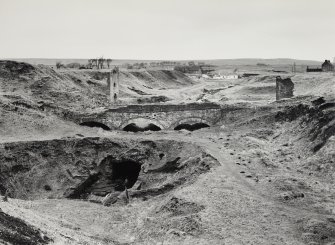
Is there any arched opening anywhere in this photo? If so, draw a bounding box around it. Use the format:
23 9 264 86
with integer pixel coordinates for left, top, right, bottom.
174 122 210 131
93 158 142 194
66 157 141 199
121 118 164 132
110 159 141 191
123 123 161 132
80 121 110 130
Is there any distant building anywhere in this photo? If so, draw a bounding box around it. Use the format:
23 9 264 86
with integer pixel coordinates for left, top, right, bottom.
306 59 334 72
242 73 259 77
212 74 223 80
208 73 239 80
306 66 322 72
322 60 334 72
223 74 239 80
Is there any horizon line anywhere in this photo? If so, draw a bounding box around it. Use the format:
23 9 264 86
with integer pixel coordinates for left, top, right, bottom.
1 57 325 62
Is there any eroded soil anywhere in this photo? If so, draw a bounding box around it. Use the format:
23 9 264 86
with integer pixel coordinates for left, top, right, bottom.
1 60 335 244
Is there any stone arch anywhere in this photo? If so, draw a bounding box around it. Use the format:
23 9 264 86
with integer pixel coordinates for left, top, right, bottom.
170 117 211 130
80 121 110 130
120 117 166 131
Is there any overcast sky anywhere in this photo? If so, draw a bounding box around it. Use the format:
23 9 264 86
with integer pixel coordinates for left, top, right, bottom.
0 0 334 60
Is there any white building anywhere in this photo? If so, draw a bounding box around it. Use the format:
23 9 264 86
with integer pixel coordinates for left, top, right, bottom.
212 74 224 80
223 74 239 80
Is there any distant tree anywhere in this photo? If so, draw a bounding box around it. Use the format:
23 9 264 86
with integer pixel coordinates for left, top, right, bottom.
98 57 106 69
106 59 112 68
87 59 93 69
92 59 98 69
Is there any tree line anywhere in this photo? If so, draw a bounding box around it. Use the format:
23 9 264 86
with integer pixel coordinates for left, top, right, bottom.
55 57 113 69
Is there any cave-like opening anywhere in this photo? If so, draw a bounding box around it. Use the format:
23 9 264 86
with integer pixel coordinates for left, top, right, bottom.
174 123 210 131
66 157 142 199
123 123 161 132
80 121 110 130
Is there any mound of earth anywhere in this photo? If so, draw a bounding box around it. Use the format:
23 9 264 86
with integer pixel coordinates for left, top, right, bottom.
129 70 195 88
0 209 51 245
0 60 36 79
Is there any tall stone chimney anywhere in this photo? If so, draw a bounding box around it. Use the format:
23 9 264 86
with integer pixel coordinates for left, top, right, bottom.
108 67 120 103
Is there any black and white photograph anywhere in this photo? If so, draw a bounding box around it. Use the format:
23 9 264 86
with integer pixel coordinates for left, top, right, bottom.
0 0 335 244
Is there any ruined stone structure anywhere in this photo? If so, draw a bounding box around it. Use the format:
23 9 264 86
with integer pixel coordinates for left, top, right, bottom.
276 76 294 101
306 66 322 72
322 60 334 72
78 103 235 130
307 60 334 72
107 67 120 103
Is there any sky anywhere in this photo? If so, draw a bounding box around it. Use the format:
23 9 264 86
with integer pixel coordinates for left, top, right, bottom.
0 0 334 61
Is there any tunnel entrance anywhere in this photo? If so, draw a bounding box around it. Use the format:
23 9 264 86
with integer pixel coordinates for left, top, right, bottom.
80 121 110 130
107 159 141 191
94 157 141 194
174 123 210 131
66 157 142 199
123 123 161 132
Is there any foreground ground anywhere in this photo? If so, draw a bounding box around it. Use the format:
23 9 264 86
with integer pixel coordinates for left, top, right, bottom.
0 60 335 244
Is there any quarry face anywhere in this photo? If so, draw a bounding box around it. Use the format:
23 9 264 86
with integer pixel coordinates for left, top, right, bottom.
0 60 335 245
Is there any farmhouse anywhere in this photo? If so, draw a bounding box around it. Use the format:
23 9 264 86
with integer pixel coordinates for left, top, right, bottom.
322 60 334 72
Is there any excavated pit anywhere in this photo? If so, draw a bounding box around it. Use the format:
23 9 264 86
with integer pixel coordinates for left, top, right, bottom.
0 137 219 203
67 158 142 199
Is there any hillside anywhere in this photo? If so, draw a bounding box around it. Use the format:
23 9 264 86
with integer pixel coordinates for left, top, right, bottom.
7 58 322 67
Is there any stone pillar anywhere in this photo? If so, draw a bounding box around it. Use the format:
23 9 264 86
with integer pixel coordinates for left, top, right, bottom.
111 67 119 103
276 76 294 101
107 67 120 103
107 71 112 101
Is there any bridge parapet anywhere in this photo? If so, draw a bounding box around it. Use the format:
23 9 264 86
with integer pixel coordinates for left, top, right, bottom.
78 103 245 131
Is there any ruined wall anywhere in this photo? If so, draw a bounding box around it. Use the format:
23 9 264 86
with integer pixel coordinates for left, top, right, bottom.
105 103 221 113
276 76 294 100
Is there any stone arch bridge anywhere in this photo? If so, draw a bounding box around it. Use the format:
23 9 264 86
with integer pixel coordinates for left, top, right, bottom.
77 103 238 130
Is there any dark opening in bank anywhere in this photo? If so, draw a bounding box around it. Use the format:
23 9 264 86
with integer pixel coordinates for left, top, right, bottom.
123 123 161 132
66 157 141 199
80 121 110 130
174 123 210 131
